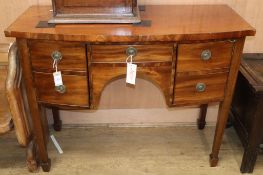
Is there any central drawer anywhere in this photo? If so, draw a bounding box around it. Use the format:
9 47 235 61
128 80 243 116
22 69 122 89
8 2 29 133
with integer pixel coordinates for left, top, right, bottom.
90 44 175 107
92 44 173 63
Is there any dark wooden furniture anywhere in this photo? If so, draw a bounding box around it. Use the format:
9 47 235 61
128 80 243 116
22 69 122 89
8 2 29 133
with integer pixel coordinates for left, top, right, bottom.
231 53 263 173
5 5 255 172
49 0 141 24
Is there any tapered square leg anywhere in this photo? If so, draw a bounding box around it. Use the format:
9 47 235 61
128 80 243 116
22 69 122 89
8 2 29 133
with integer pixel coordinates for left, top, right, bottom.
197 104 208 130
41 159 51 172
209 153 219 167
52 108 62 131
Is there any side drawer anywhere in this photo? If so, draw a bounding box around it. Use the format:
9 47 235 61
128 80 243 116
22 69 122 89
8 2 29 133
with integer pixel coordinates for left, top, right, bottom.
173 72 229 106
34 72 89 107
29 40 87 72
177 41 234 72
92 44 173 63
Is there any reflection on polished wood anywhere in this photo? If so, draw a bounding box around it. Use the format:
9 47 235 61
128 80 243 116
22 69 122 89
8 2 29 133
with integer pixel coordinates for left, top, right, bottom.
5 5 255 42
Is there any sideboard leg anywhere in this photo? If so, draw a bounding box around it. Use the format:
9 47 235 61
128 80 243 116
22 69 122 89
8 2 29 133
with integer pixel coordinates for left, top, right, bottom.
209 38 245 167
17 39 51 172
209 101 229 167
197 104 208 130
240 98 263 173
41 158 51 172
241 147 258 173
26 140 39 172
52 108 62 131
27 138 51 172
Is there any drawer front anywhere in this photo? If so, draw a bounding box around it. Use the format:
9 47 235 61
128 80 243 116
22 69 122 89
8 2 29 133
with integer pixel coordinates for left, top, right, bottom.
34 73 89 106
29 40 86 72
173 72 228 106
177 41 234 72
92 44 173 63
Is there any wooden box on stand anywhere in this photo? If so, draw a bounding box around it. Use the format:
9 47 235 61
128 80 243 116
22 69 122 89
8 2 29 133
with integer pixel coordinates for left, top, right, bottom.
49 0 141 23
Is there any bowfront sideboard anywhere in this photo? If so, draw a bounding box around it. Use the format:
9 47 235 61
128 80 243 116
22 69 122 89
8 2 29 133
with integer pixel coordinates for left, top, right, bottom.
5 5 255 172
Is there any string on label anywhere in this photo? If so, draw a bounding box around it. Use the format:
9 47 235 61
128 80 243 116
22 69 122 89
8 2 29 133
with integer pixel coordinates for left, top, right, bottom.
53 59 58 72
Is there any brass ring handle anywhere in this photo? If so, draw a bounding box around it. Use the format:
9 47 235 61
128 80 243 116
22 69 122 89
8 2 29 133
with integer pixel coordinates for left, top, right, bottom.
51 51 62 61
201 50 212 61
126 47 137 57
55 85 66 94
196 83 206 92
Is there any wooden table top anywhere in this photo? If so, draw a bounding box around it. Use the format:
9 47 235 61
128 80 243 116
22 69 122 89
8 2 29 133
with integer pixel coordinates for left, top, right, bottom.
5 5 255 42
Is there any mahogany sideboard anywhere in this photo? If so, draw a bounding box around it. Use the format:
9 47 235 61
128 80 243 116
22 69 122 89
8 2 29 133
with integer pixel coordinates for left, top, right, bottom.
4 5 255 172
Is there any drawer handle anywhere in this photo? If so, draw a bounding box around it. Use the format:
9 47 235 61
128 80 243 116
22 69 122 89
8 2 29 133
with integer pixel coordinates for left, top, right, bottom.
51 51 62 61
126 47 137 57
196 83 206 92
201 50 212 61
55 85 66 94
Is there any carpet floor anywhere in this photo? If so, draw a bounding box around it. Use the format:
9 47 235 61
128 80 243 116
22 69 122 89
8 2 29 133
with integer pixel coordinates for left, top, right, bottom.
0 126 262 175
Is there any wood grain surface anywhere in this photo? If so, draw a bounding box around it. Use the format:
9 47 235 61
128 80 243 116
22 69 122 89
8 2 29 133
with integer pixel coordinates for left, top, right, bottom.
210 38 245 167
91 63 174 108
174 72 228 106
53 0 135 14
29 40 87 73
5 5 255 42
177 41 234 73
1 0 262 53
92 44 173 63
34 72 89 107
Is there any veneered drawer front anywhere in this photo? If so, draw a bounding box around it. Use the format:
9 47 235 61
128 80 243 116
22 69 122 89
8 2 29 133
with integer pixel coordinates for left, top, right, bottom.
29 40 86 72
92 45 173 63
34 72 89 107
177 41 234 72
173 72 228 106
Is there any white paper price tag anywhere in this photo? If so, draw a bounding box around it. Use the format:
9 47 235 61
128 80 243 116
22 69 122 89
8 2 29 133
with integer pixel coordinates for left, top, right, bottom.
126 63 137 85
53 71 63 86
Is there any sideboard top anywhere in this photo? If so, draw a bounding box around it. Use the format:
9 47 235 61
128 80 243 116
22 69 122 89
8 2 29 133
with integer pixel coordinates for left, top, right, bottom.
5 5 256 42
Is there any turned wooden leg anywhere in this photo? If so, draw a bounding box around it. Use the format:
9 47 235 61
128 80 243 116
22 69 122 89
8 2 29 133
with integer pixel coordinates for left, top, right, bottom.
18 39 51 172
26 140 39 172
197 104 208 130
52 108 62 131
210 38 245 167
240 98 263 173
